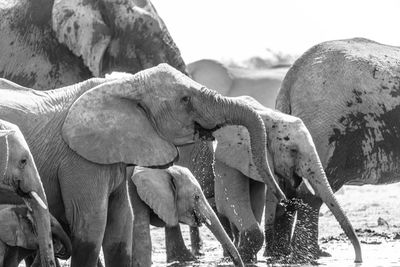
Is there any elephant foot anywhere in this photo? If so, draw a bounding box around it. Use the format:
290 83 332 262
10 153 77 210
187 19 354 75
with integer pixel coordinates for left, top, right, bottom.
191 246 204 256
237 224 263 263
167 247 197 263
190 226 204 256
238 248 257 263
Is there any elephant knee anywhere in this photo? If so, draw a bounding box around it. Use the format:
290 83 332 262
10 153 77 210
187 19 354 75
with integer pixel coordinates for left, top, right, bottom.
238 223 263 263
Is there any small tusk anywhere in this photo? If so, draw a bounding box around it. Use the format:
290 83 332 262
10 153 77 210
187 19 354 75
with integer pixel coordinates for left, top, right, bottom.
30 191 48 210
212 140 218 152
303 178 315 195
205 217 212 226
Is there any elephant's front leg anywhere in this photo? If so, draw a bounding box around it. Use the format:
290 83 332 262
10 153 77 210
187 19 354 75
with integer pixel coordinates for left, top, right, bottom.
291 193 324 262
129 180 152 267
59 163 110 267
190 227 203 256
214 160 264 263
103 178 133 267
165 225 196 263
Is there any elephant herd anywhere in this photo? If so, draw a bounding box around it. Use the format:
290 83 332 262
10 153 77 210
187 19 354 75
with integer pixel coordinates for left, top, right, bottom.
0 0 398 267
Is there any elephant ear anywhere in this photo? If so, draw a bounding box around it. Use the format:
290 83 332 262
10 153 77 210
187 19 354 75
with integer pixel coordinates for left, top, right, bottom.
214 125 267 182
132 167 178 226
61 79 177 166
52 0 111 76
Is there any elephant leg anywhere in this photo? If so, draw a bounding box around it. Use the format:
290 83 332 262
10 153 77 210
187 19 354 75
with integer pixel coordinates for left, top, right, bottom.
217 214 234 258
129 180 152 267
0 242 5 267
264 185 278 257
59 164 110 267
230 222 239 247
290 194 324 262
249 179 266 224
165 225 196 263
103 179 133 267
264 186 297 259
214 160 263 263
189 227 203 256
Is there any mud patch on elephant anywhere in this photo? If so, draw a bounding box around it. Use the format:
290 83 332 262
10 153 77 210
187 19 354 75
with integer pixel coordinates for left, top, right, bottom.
326 105 400 189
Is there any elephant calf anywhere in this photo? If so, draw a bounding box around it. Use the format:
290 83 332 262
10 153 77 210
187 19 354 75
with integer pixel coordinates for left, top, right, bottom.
0 204 71 267
0 119 58 267
130 165 244 267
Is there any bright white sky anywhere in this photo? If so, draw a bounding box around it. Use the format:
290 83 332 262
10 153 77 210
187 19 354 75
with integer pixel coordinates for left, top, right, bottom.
152 0 399 63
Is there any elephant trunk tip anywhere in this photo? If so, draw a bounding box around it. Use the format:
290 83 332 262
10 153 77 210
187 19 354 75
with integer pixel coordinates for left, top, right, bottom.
353 240 362 263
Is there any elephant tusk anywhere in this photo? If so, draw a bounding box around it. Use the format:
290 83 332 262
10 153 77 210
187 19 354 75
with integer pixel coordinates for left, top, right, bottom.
302 178 316 195
30 191 48 210
212 140 218 153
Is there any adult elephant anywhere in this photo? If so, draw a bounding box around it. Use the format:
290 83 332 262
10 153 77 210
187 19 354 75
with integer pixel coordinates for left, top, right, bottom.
0 120 56 267
0 64 284 267
274 37 400 261
212 96 362 263
187 59 290 108
0 0 186 89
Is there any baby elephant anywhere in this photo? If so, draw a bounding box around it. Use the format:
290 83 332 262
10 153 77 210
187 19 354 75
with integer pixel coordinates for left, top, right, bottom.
0 204 72 267
130 165 244 267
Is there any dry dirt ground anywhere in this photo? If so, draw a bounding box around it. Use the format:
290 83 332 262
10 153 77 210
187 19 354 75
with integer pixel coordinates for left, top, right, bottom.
23 183 400 267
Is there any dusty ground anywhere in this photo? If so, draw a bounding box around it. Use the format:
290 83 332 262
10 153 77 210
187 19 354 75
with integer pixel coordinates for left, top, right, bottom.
28 183 400 267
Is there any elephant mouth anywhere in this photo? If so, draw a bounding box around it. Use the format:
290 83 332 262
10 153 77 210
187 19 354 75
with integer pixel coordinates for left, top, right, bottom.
275 171 302 199
15 180 30 198
194 121 220 141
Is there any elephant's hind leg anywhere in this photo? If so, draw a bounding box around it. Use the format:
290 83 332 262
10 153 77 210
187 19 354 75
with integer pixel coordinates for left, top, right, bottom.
103 178 133 267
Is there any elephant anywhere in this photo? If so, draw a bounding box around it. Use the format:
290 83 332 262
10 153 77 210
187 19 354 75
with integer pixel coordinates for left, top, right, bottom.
130 165 244 267
0 204 72 267
0 64 284 267
161 140 217 263
211 96 362 263
0 0 186 89
271 37 400 261
187 59 290 108
0 120 56 267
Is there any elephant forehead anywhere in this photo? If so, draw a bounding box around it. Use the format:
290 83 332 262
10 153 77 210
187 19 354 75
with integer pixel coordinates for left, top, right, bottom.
214 125 263 182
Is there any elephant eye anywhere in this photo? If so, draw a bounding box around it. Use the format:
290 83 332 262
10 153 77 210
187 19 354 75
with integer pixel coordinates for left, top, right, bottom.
19 158 27 169
194 195 200 201
181 96 191 104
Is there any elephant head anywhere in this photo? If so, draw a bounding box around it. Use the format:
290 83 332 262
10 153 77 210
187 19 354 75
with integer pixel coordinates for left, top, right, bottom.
61 64 285 201
132 165 244 267
213 96 362 263
0 204 71 262
0 120 56 267
52 0 186 76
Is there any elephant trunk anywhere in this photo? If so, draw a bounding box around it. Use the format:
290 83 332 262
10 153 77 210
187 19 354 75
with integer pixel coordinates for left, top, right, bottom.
21 159 56 267
50 215 72 260
303 153 362 263
25 193 56 267
196 196 244 267
201 92 285 201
